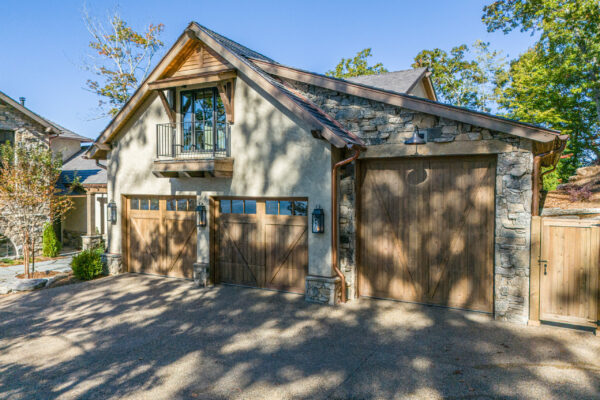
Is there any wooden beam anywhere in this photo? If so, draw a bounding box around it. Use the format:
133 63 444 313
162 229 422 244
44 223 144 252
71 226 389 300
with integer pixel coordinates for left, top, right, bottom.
252 59 561 144
157 90 176 124
148 70 236 90
217 80 234 124
359 139 526 159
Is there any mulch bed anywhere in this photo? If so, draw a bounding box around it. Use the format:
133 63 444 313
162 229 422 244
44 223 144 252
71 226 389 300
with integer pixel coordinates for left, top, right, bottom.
15 270 61 279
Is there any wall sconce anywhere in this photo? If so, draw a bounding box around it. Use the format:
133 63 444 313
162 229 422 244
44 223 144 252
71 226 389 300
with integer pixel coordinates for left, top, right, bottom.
107 201 117 224
312 206 324 234
196 204 207 227
404 127 426 145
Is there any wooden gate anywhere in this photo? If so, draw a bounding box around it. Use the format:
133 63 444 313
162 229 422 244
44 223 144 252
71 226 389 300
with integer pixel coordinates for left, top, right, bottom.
215 198 308 293
358 156 496 313
125 196 197 279
530 217 600 331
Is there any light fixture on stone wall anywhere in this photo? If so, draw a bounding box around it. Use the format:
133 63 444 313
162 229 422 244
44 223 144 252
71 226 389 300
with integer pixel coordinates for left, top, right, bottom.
107 201 117 224
312 206 324 234
196 204 207 227
404 127 426 145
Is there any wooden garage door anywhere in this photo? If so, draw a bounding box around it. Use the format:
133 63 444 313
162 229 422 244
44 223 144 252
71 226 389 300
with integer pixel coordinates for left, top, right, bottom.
215 198 308 293
358 156 495 312
126 196 197 279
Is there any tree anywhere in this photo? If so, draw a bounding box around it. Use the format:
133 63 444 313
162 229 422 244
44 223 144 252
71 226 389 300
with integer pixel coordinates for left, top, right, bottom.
83 9 165 117
483 0 600 183
0 143 72 278
326 48 388 78
412 40 507 112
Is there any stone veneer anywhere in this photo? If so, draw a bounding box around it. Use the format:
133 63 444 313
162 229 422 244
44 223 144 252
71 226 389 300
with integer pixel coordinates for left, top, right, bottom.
0 99 51 257
287 79 533 323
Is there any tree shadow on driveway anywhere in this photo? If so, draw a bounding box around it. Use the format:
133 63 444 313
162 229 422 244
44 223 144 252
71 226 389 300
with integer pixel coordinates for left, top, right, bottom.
0 274 598 399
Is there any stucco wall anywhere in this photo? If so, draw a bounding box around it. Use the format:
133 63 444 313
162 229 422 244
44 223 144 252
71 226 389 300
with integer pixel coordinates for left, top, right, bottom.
107 76 333 276
286 79 534 323
51 138 82 161
63 197 87 233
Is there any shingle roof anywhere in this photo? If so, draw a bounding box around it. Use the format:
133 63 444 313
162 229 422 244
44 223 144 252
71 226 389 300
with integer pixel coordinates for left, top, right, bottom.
346 68 428 94
57 149 107 193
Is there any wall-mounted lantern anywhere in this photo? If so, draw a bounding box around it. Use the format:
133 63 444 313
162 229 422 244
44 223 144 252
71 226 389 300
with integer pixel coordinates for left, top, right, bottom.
107 201 117 224
196 204 207 227
312 206 325 234
404 127 426 145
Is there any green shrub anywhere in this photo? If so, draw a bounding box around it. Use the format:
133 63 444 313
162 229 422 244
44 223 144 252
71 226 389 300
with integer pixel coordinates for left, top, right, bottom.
42 223 61 257
71 248 104 280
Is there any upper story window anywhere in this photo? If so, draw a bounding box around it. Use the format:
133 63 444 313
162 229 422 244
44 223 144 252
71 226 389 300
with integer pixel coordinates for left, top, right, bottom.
180 88 226 153
0 129 14 146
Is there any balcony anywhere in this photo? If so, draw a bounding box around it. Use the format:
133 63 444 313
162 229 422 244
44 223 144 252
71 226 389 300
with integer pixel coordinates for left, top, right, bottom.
153 122 233 178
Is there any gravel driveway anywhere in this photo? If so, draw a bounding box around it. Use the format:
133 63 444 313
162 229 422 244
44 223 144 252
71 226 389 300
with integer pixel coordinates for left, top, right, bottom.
0 274 598 399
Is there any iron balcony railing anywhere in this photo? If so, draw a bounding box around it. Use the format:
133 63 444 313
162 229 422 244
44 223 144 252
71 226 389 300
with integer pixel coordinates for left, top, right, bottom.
156 122 230 159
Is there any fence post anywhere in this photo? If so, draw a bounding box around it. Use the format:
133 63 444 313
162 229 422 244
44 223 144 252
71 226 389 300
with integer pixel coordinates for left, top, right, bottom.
528 215 542 326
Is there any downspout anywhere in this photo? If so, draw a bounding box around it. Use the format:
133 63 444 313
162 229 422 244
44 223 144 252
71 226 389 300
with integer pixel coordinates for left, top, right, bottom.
332 145 361 303
532 138 568 216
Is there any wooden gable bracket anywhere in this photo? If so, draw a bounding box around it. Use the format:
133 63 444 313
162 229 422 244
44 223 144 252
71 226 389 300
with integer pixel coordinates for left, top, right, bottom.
217 79 235 124
157 89 176 124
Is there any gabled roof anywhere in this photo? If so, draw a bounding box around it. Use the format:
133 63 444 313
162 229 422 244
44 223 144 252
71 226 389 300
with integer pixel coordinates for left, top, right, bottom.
346 68 430 95
0 90 91 142
88 22 565 159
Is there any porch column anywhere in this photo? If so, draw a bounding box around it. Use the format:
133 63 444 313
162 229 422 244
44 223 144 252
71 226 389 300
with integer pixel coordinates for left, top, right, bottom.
86 191 95 236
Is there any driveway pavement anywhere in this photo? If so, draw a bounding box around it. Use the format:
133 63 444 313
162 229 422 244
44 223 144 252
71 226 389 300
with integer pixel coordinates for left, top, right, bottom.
0 274 598 399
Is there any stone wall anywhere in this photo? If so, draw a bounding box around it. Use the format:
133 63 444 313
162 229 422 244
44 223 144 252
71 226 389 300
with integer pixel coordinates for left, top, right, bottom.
0 99 49 147
0 99 51 257
286 79 533 323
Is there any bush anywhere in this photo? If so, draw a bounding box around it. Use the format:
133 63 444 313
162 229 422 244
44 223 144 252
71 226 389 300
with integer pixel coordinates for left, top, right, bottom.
71 248 104 280
42 223 61 257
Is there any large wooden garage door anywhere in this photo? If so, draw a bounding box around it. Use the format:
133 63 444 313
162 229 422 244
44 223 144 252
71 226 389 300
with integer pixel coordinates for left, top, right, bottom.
215 198 308 293
126 196 197 279
358 156 495 312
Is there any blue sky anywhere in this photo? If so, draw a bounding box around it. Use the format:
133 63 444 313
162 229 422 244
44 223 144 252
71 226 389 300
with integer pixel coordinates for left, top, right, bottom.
0 0 536 139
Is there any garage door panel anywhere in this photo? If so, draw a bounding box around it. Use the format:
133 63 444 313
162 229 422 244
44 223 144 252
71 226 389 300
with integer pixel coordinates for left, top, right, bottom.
359 156 495 313
216 199 308 293
126 197 196 279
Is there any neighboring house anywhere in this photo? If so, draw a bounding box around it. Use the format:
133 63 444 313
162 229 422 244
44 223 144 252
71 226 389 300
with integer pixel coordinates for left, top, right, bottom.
87 23 567 325
0 90 105 255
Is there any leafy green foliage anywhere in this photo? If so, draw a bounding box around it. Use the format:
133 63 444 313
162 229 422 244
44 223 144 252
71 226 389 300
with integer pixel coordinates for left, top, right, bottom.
84 10 164 116
326 48 388 78
413 41 507 112
484 0 600 178
71 248 104 281
42 222 61 257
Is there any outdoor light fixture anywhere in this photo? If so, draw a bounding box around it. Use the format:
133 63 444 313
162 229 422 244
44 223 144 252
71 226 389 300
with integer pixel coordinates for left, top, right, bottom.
107 201 117 224
404 127 426 145
312 206 324 234
196 204 207 227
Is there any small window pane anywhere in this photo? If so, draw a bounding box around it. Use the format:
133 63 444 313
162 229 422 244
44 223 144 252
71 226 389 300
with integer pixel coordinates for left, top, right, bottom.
232 200 244 214
188 198 196 211
177 199 188 211
150 199 159 210
167 199 176 211
244 200 256 214
220 200 231 213
140 199 149 210
131 198 139 210
266 201 278 215
279 201 292 215
294 201 308 216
